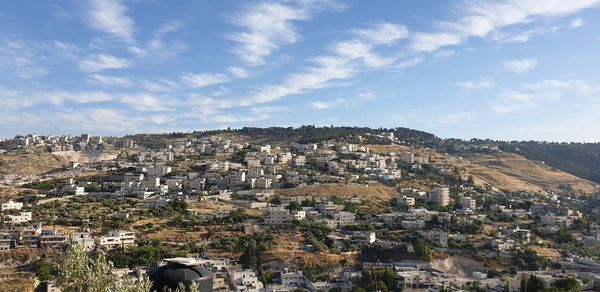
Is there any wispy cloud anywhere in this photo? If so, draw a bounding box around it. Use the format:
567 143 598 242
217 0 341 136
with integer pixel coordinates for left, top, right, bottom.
439 111 477 124
503 58 538 73
85 0 135 42
88 74 133 87
452 77 495 90
409 0 600 53
0 39 47 79
308 91 377 110
570 18 585 28
228 66 249 78
129 20 188 61
226 0 344 65
491 79 593 113
79 54 132 72
181 72 230 88
238 22 412 106
2 90 115 109
354 23 409 45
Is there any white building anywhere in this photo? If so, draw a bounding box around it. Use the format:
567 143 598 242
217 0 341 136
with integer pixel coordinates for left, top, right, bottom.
230 270 264 292
0 200 23 211
400 152 415 164
397 196 416 207
264 207 293 225
4 211 32 224
429 187 450 207
460 196 477 210
96 230 135 250
396 271 430 289
281 269 308 288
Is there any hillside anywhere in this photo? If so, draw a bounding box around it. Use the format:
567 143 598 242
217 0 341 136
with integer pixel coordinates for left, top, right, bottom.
455 152 597 194
123 126 600 185
0 150 66 177
366 142 597 194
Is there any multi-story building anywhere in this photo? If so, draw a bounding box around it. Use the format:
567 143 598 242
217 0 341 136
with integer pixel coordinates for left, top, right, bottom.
39 230 67 248
429 187 450 207
230 270 264 292
400 152 415 164
396 271 431 289
281 268 308 288
460 196 477 210
264 207 292 225
4 211 32 224
70 228 96 252
96 230 135 250
0 200 23 211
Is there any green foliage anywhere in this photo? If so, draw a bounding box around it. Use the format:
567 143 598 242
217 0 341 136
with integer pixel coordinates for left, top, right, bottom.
356 270 395 292
22 179 62 190
513 249 551 271
287 201 301 211
553 228 576 244
107 239 184 268
550 277 581 291
526 275 545 292
33 258 53 281
56 243 152 292
414 238 433 261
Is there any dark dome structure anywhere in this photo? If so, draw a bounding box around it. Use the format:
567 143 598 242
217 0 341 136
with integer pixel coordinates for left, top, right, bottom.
148 259 213 292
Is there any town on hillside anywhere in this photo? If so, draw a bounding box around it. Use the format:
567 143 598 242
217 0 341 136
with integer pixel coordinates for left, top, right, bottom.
1 128 599 291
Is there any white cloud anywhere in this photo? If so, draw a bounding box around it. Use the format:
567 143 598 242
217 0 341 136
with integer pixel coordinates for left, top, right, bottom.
237 21 411 107
85 0 135 42
226 1 343 65
1 90 115 109
140 79 180 92
409 0 600 52
491 26 560 43
148 114 171 125
439 111 476 124
79 54 132 72
181 72 230 88
503 58 538 73
89 74 132 87
308 91 377 110
571 18 585 27
0 39 47 79
228 66 249 78
355 23 409 45
491 79 594 113
452 77 495 90
251 106 286 113
129 20 188 61
309 100 342 110
120 94 165 111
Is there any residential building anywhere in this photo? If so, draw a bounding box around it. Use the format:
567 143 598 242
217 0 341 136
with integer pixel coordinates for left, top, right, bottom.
429 187 450 207
96 230 135 250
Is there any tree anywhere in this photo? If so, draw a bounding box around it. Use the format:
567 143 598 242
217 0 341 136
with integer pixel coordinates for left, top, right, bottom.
526 275 545 292
551 277 580 291
56 242 151 292
33 258 53 281
414 239 433 261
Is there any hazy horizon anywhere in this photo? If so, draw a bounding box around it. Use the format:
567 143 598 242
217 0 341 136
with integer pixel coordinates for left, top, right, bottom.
1 1 599 141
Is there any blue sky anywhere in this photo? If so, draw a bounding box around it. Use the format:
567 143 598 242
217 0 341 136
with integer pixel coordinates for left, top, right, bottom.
1 0 599 141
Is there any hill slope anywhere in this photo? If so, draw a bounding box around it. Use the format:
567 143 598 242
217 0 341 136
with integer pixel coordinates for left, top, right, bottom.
455 152 597 194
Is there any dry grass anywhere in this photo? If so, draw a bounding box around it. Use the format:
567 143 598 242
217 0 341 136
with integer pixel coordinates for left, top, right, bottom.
0 277 37 292
0 150 66 177
275 182 398 202
532 246 562 260
261 232 356 272
455 153 597 194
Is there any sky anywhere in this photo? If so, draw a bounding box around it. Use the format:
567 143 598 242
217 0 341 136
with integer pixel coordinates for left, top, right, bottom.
1 0 600 142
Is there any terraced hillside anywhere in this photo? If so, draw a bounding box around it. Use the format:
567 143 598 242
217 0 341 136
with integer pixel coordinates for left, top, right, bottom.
455 152 597 194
